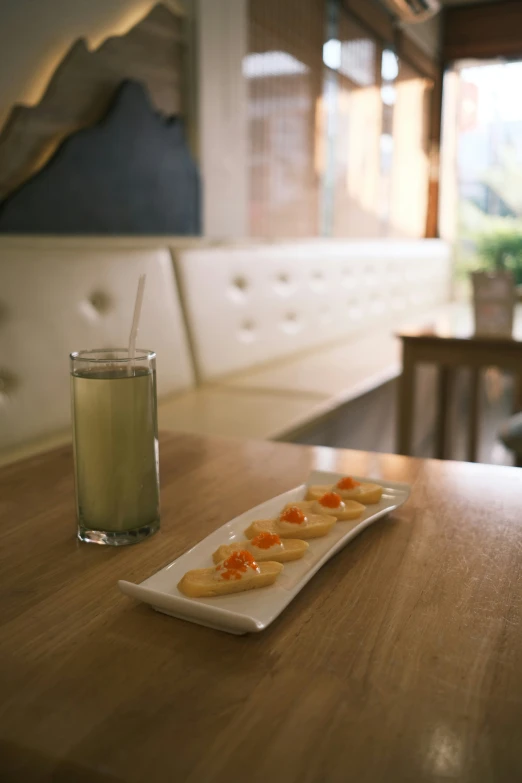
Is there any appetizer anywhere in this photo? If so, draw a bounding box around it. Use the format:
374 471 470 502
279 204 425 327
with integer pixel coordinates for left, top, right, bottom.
178 549 283 597
212 531 308 565
285 491 365 521
306 476 383 505
245 505 336 540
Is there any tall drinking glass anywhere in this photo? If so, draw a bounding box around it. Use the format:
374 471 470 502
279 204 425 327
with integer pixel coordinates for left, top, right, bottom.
70 349 160 545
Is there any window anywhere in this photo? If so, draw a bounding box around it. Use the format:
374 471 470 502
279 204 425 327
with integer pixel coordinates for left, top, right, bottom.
322 11 383 237
389 59 432 237
247 0 324 237
246 0 433 239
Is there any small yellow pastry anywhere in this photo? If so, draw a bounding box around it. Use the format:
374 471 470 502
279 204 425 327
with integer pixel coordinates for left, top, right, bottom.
245 505 336 540
307 476 383 505
286 492 365 521
178 550 283 597
212 532 308 565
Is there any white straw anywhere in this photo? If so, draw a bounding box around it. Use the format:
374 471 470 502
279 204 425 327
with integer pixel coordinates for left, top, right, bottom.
127 274 146 376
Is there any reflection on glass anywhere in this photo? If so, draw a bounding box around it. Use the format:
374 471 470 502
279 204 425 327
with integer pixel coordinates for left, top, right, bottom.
243 50 309 78
245 1 431 240
381 84 397 106
312 445 339 473
389 61 431 237
246 0 324 237
340 38 376 86
323 39 342 70
382 48 399 81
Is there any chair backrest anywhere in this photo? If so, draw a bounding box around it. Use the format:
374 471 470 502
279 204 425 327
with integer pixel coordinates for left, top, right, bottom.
0 241 195 452
174 239 452 381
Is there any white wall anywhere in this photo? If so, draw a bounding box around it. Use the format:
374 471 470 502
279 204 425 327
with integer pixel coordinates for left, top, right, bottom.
0 0 248 239
0 0 185 132
195 0 248 237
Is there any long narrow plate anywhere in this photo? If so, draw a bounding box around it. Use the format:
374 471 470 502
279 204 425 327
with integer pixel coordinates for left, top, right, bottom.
119 470 410 634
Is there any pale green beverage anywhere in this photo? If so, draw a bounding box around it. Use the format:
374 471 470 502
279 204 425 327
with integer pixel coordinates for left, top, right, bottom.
71 350 159 545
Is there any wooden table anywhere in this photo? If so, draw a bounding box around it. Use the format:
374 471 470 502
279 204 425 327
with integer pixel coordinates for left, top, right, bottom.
397 305 522 462
1 432 522 782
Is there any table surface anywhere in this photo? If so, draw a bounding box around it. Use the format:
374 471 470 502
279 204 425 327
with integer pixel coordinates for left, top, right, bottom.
1 432 522 783
398 302 522 343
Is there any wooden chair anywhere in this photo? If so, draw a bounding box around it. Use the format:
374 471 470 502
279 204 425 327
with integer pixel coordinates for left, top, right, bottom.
499 413 522 467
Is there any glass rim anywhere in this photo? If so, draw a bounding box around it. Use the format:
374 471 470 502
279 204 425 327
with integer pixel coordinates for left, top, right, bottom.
70 348 156 363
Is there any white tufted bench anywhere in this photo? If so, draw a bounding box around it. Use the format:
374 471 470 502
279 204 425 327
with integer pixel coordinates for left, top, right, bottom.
176 240 450 381
0 240 195 463
174 240 450 381
152 239 450 451
0 236 452 465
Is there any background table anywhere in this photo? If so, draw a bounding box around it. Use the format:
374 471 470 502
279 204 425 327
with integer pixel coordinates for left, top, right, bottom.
397 304 522 462
1 432 522 782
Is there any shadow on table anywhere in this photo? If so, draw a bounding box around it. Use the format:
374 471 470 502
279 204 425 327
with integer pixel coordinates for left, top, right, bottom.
0 739 124 783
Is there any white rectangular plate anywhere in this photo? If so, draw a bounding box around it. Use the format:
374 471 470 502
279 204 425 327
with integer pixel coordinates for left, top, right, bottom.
119 470 410 634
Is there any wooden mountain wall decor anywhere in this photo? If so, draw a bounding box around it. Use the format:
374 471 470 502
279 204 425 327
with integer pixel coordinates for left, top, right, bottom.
0 3 184 203
0 80 200 235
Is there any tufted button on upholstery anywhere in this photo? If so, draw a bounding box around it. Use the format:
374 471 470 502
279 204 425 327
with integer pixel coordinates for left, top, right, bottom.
88 290 112 314
229 275 249 303
347 299 363 321
239 319 256 343
310 271 326 292
232 275 248 292
319 306 332 325
342 269 356 289
0 369 18 402
80 290 113 321
275 273 293 296
370 299 386 316
281 312 301 334
365 265 378 287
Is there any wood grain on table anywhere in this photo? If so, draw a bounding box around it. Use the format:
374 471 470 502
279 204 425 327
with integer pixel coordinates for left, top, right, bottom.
1 432 522 783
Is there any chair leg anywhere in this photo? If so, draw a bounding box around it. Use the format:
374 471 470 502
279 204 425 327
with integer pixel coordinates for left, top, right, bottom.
435 366 454 460
397 348 415 456
467 368 480 463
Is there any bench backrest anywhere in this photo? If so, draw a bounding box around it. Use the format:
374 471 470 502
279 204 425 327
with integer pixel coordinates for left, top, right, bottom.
174 239 452 381
0 243 194 452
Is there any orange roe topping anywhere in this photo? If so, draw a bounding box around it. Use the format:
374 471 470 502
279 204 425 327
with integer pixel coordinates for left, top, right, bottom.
217 550 260 581
251 532 282 549
337 477 361 491
319 491 343 509
280 506 306 525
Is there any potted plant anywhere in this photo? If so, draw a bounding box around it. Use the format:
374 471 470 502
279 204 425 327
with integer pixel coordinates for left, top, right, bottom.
476 226 522 296
472 227 519 337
